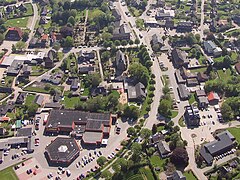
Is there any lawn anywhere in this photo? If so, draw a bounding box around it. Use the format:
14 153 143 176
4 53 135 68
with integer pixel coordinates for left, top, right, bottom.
139 166 154 180
179 116 186 127
31 66 48 76
0 166 18 180
24 84 64 94
136 18 145 30
129 7 142 17
227 127 240 144
188 93 196 105
127 166 154 180
25 94 35 105
171 110 178 118
150 155 166 171
183 170 197 180
5 17 29 28
24 3 33 16
190 67 207 73
63 96 80 109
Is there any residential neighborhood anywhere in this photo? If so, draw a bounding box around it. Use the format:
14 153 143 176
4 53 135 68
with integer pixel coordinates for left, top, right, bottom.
0 0 239 180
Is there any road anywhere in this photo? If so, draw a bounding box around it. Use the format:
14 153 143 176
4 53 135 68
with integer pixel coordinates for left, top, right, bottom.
96 50 104 81
26 1 39 45
199 0 205 40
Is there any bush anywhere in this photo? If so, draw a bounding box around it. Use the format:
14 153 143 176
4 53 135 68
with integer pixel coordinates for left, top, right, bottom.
149 79 156 84
97 156 107 166
149 85 155 91
149 92 154 98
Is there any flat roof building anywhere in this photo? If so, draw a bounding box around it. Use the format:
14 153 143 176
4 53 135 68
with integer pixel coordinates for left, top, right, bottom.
45 137 80 166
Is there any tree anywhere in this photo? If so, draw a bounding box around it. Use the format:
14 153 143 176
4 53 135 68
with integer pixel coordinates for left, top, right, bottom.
67 16 75 26
12 44 16 53
131 142 142 155
97 156 107 166
114 40 121 46
101 32 113 42
84 73 101 88
64 36 73 47
101 51 111 62
0 33 4 44
100 170 112 180
158 99 172 118
135 38 140 44
27 104 38 117
22 32 29 42
140 128 151 139
127 127 136 136
152 124 157 135
123 105 139 120
170 147 189 167
15 41 26 51
53 42 61 51
147 147 155 156
221 102 233 121
129 63 149 86
121 40 127 46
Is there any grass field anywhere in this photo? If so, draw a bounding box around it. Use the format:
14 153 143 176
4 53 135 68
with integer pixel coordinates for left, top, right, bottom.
127 166 154 180
184 170 197 180
25 94 36 105
0 166 18 180
217 68 232 82
227 127 240 143
171 110 178 118
188 93 196 105
63 96 80 109
5 17 29 28
179 116 186 127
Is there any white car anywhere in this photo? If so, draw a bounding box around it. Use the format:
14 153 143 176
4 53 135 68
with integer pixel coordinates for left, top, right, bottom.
66 170 71 176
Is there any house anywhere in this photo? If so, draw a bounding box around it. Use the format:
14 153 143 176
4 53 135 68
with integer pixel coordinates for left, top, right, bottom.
207 91 220 105
203 41 222 56
195 90 206 97
150 133 164 145
41 6 48 16
125 81 146 102
175 69 186 84
157 0 165 7
176 21 193 32
0 102 14 117
115 50 126 74
112 9 121 21
180 67 197 80
232 15 240 25
177 84 190 100
42 72 63 85
200 130 235 165
112 23 131 41
157 140 171 158
91 86 108 97
7 60 24 76
0 87 13 93
0 128 6 136
36 27 44 36
186 78 199 87
195 90 209 109
39 16 48 24
165 17 174 29
5 27 23 41
40 34 49 47
151 34 163 46
197 72 209 82
21 65 31 77
234 62 240 74
70 78 79 91
171 48 189 68
16 92 27 104
34 95 44 106
184 105 200 126
43 49 56 68
78 50 95 63
79 66 95 74
167 170 186 180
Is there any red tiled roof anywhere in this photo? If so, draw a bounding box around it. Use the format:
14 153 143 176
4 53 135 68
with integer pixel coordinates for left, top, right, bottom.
208 91 219 101
41 34 49 40
7 27 23 37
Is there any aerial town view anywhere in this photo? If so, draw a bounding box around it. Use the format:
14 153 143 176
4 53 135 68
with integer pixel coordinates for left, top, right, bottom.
0 0 239 179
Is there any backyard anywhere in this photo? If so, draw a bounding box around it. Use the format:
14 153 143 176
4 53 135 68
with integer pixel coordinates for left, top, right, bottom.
227 127 240 144
150 155 166 172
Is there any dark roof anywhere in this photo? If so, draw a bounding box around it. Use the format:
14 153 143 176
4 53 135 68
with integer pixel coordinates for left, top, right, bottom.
126 81 146 100
0 128 5 135
79 66 95 74
116 50 126 71
0 102 14 116
45 137 80 162
46 110 111 130
171 48 188 66
195 90 206 97
35 94 44 106
178 84 190 99
17 127 32 137
16 92 27 104
200 146 214 165
157 141 171 156
44 102 62 109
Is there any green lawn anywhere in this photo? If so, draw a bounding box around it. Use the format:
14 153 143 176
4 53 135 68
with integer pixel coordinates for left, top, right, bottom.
0 166 18 180
191 67 207 73
150 155 166 171
31 66 48 76
188 93 196 105
25 94 35 105
227 127 240 144
5 17 29 28
183 171 197 180
139 166 154 180
136 18 145 30
63 96 80 109
179 116 186 127
171 110 178 118
127 166 154 180
24 84 64 94
25 3 33 16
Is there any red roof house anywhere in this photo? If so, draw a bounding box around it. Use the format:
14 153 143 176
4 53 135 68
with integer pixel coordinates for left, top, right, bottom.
208 91 220 105
5 27 23 41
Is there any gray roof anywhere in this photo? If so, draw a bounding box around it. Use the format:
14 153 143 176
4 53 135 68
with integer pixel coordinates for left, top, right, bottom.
157 140 171 156
204 130 235 155
82 131 102 144
116 50 126 71
195 90 206 97
198 96 208 104
178 84 190 99
204 41 217 50
17 127 32 137
127 82 146 100
172 48 188 65
172 170 186 180
35 94 44 106
151 34 163 45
